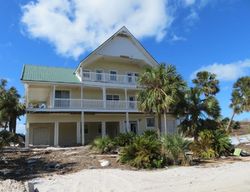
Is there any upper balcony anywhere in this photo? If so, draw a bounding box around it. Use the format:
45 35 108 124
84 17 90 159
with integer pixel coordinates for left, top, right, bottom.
82 70 138 86
27 98 139 112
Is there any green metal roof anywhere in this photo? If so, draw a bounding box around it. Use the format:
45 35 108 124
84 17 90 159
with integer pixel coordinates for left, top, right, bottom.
21 64 81 84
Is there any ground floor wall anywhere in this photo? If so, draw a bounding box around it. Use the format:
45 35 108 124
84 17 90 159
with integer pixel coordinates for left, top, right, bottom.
26 112 178 147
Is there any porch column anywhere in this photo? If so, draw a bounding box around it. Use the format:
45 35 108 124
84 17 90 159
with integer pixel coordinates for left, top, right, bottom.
124 88 128 109
54 122 59 146
25 123 29 148
126 112 129 132
81 111 85 145
77 122 81 144
80 67 83 82
102 87 106 109
101 121 106 138
164 113 167 134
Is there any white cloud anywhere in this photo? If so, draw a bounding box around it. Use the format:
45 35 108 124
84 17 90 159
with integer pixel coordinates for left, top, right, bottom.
183 0 196 6
191 59 250 81
21 0 173 59
171 34 186 42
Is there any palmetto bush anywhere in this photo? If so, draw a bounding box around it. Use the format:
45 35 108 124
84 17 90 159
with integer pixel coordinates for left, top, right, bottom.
212 129 232 156
91 136 115 154
113 132 136 147
161 134 191 165
119 134 166 169
190 129 231 159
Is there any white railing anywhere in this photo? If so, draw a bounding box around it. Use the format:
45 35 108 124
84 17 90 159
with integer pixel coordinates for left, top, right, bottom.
53 98 138 111
82 71 138 85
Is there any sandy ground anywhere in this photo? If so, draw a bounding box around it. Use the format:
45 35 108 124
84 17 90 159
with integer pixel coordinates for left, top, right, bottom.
31 161 250 192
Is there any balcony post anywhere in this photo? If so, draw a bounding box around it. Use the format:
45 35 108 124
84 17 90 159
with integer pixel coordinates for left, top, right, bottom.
25 84 29 108
102 87 106 109
51 85 55 108
125 88 128 109
81 84 83 108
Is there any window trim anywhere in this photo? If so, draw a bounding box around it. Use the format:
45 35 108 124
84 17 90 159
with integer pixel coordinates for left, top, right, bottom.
109 70 117 81
95 69 103 81
82 69 91 80
106 94 120 101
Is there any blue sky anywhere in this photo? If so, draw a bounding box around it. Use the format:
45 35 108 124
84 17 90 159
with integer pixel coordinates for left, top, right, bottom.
0 0 250 133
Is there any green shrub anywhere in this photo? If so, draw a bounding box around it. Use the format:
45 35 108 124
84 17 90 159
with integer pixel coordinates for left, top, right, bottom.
113 132 135 147
191 130 216 159
143 130 158 140
191 129 231 159
0 130 19 149
212 129 232 156
91 136 115 154
119 135 165 169
161 134 191 165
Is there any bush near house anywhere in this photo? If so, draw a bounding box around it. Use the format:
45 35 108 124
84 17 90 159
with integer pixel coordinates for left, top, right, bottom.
113 132 136 147
161 134 191 165
190 129 232 159
119 134 166 169
0 130 19 149
91 136 115 154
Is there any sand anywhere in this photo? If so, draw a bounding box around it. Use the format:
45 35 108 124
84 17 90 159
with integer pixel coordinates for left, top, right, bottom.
32 161 250 192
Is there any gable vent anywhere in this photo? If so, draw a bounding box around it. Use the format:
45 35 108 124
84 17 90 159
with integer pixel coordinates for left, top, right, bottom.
117 31 129 37
120 55 130 59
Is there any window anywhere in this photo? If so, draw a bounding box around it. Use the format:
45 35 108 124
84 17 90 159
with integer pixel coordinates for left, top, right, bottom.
106 95 120 101
146 117 155 128
96 69 103 81
82 70 90 79
110 70 117 81
55 90 70 108
127 73 133 83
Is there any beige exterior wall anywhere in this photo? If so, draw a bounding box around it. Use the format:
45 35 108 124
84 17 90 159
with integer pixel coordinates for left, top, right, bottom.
85 60 143 75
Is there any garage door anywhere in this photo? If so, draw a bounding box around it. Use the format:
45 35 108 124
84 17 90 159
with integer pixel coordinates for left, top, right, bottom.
31 123 54 146
33 127 50 145
59 122 77 146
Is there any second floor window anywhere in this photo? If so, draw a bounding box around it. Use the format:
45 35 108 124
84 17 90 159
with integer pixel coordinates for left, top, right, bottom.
106 94 119 101
55 90 70 108
83 70 90 79
110 70 117 81
96 70 103 81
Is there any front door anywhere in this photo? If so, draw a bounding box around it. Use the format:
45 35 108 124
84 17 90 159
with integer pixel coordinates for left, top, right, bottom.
130 121 137 134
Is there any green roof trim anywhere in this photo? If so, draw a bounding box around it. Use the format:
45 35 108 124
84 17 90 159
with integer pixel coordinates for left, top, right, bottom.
21 64 81 84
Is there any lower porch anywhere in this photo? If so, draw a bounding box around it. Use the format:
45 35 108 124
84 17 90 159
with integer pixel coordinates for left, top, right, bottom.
26 112 177 147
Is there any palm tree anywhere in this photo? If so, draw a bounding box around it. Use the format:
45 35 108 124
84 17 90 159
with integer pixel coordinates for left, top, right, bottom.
179 71 221 141
192 71 220 97
227 76 250 131
137 64 186 136
0 79 25 133
180 87 221 140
